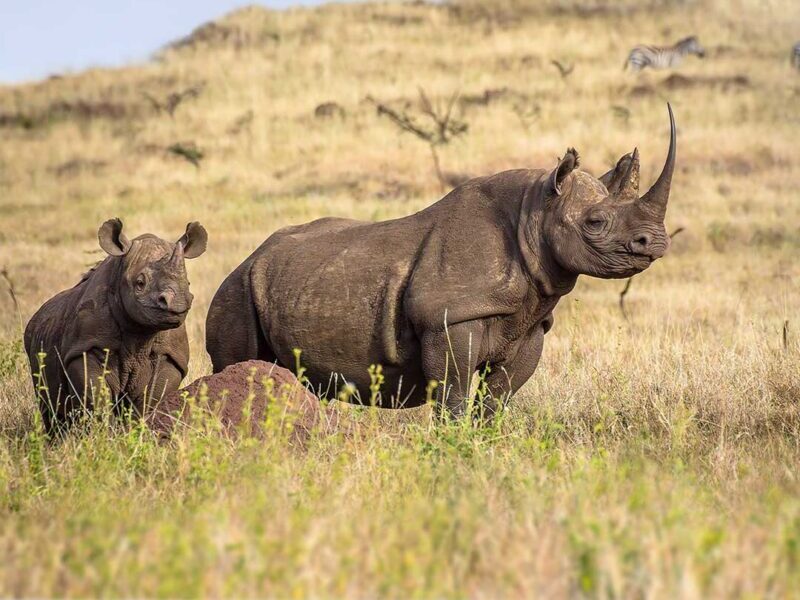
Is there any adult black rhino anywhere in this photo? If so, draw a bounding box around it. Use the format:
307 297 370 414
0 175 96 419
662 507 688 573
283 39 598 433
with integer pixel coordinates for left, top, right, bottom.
207 106 677 418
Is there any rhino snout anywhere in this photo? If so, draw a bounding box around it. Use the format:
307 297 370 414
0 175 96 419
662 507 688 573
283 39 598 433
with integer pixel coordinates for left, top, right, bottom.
626 231 670 260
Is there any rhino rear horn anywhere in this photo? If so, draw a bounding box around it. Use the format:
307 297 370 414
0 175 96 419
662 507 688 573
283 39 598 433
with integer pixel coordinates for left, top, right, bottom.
638 103 676 220
600 148 640 199
175 222 208 260
547 148 580 197
98 218 131 257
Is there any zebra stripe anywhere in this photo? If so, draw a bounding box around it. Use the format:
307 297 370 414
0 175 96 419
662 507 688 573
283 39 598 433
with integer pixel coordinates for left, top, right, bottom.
625 36 705 72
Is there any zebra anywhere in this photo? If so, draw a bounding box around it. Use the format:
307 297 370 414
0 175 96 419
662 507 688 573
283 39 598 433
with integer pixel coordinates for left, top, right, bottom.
624 36 706 72
792 42 800 70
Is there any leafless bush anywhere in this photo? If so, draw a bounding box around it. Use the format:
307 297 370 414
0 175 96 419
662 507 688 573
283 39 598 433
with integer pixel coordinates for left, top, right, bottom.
167 142 204 168
227 110 254 136
314 102 346 120
143 83 205 118
550 59 574 79
368 88 468 192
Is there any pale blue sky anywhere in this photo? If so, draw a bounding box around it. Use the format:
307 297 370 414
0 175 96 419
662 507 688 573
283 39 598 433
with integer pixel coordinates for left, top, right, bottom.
0 1 328 83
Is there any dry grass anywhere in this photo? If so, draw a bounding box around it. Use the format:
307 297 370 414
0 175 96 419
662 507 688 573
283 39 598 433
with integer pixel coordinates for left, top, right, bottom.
1 0 799 596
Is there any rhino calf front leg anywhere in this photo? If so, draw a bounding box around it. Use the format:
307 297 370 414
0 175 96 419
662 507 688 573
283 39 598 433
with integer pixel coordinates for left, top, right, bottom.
420 321 483 419
50 352 120 434
141 357 184 417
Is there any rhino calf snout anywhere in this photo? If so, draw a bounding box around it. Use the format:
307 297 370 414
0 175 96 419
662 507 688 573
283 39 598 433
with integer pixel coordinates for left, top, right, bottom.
157 290 173 311
157 288 192 314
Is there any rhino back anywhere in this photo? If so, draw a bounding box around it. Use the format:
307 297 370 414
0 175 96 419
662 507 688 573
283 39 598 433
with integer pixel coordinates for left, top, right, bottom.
24 285 83 374
24 263 118 400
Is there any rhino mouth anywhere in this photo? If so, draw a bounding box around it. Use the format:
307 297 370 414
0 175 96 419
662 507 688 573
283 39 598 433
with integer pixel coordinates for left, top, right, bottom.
629 253 654 269
610 251 654 278
616 244 655 266
161 308 189 321
143 304 189 326
156 313 187 330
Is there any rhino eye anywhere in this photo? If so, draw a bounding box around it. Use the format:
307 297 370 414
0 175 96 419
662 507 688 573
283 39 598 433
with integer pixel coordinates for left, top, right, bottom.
585 216 607 231
134 275 147 291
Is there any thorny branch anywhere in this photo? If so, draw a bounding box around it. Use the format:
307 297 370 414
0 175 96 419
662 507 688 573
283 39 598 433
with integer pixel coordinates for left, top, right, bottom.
1 266 19 314
784 320 789 352
368 97 434 142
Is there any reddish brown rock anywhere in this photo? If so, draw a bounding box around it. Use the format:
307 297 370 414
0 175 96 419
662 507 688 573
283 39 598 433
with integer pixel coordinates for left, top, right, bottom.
147 360 342 442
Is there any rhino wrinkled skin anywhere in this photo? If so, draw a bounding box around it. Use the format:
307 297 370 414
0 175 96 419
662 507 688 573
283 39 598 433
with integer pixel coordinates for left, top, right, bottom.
207 106 677 418
24 219 208 433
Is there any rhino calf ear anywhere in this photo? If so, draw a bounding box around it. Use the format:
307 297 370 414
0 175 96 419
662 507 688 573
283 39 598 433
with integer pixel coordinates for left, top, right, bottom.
546 148 580 197
178 222 208 259
98 218 131 256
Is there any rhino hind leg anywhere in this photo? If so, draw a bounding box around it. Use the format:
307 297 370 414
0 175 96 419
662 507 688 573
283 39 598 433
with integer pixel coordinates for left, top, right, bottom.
206 272 276 373
24 339 81 435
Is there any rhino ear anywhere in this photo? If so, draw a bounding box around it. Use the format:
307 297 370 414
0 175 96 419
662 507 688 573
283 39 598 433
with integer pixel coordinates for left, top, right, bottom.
546 148 579 197
98 218 131 257
177 222 208 259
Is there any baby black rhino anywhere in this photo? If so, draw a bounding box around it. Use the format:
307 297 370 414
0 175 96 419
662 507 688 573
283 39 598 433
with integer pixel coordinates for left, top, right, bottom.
207 106 677 419
24 219 207 433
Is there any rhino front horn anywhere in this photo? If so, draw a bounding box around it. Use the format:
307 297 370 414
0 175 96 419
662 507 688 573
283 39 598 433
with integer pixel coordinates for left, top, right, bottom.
170 239 185 266
639 103 676 220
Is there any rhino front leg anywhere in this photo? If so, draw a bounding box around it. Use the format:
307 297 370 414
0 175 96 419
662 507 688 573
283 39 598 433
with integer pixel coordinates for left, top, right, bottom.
51 351 120 434
480 314 552 418
139 356 184 417
420 320 484 419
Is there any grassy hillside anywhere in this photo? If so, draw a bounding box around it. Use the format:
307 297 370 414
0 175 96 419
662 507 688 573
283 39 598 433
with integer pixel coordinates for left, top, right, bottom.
1 0 799 596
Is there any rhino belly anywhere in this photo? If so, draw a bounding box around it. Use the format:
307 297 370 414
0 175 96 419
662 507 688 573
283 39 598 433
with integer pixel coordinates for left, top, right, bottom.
256 231 425 406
